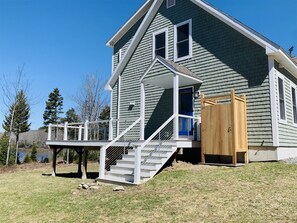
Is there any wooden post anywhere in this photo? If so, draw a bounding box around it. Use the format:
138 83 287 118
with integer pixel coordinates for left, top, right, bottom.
52 148 57 177
84 120 89 141
231 89 237 165
134 145 141 184
243 95 249 164
78 125 82 141
99 146 106 179
63 122 68 141
108 119 113 140
47 124 52 141
140 82 145 140
77 148 82 175
82 149 88 180
173 74 179 140
200 93 205 164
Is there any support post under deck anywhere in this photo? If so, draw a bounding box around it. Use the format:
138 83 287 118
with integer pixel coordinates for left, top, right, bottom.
82 149 88 180
77 148 83 176
52 148 57 177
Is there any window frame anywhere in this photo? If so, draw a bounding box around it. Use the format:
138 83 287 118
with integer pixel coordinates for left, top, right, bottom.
291 83 297 125
118 49 122 63
174 19 193 62
277 73 287 123
167 0 175 8
152 28 168 60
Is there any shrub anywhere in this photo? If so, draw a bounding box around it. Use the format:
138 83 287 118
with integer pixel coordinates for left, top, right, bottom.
30 144 38 162
23 153 31 163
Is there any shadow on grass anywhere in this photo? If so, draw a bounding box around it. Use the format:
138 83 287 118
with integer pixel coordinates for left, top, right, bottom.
42 172 99 179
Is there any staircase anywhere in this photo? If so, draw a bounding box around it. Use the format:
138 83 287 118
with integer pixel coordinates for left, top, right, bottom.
102 143 177 184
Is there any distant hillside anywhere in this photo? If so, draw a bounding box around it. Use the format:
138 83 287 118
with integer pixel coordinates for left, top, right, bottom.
0 129 47 148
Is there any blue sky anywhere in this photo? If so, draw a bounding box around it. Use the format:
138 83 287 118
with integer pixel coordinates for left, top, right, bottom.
0 0 296 131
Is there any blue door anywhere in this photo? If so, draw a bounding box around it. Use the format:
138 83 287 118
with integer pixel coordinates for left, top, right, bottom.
179 88 193 136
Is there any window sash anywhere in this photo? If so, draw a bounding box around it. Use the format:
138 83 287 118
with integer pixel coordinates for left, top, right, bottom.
176 23 190 59
154 32 166 58
278 77 286 120
292 87 297 123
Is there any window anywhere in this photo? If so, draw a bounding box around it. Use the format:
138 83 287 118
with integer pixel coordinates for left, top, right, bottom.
153 28 168 59
174 19 192 61
167 0 175 8
292 86 297 124
278 77 286 121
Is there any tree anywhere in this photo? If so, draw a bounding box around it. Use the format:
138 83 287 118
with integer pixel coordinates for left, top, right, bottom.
73 74 106 122
30 144 37 162
61 108 80 123
0 66 30 165
3 90 31 164
99 106 110 120
61 108 80 164
43 88 63 126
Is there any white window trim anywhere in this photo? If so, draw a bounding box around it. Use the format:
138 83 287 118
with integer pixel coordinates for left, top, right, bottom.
152 28 168 60
276 71 287 124
118 49 122 62
174 19 193 62
290 82 297 127
167 0 175 8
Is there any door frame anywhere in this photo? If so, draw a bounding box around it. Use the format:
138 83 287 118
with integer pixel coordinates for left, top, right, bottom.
179 86 194 138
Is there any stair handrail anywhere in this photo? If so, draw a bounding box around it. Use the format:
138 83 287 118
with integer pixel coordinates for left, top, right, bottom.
99 117 142 179
134 114 176 184
139 114 176 149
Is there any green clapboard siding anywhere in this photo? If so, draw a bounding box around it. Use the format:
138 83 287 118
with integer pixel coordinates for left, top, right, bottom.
112 0 273 146
275 62 297 147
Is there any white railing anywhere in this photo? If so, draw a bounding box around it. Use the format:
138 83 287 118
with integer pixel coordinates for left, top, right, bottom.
134 114 176 184
47 120 111 142
99 117 142 179
178 114 201 141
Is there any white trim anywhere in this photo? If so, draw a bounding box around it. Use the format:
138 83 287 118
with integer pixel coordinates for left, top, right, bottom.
106 0 163 90
276 71 287 124
174 19 193 62
167 0 175 9
111 48 115 73
117 75 121 136
173 74 179 139
140 82 145 140
106 0 153 47
140 57 203 84
152 28 168 60
109 90 114 140
268 56 279 146
290 82 297 127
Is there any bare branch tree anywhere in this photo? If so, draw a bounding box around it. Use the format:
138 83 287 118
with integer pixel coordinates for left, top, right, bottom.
73 73 107 122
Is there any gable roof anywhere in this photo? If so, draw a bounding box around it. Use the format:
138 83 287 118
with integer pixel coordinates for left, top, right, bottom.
106 0 297 90
140 56 203 89
106 0 154 47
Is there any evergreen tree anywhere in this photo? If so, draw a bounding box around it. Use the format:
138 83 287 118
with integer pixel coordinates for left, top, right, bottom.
0 135 9 165
30 144 37 162
2 90 31 164
43 88 63 126
99 106 110 120
61 108 80 123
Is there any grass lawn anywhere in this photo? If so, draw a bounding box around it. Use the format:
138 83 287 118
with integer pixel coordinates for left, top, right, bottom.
0 161 297 223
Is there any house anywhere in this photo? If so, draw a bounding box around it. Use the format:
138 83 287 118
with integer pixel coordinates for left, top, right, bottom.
46 0 297 184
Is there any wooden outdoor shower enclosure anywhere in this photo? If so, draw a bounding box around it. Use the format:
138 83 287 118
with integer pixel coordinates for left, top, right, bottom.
201 90 248 165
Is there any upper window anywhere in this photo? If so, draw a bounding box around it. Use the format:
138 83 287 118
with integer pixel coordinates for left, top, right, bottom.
292 86 297 124
167 0 175 8
174 19 192 62
153 28 168 59
278 77 286 121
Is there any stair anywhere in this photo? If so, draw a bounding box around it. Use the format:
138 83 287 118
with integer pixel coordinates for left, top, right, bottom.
101 144 177 184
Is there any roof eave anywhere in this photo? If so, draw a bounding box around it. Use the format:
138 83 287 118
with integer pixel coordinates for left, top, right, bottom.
106 0 153 48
